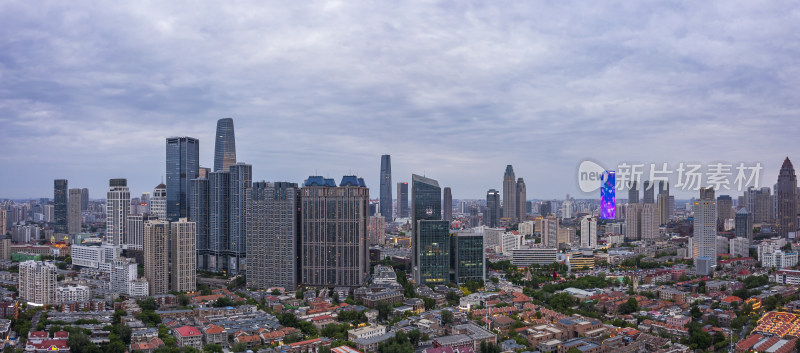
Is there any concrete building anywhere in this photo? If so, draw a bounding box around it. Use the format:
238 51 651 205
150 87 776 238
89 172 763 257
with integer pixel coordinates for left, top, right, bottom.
247 182 300 291
761 250 799 269
694 188 717 275
56 285 90 303
301 176 369 288
106 179 130 246
512 247 557 266
730 237 749 258
171 218 197 292
151 183 167 221
110 257 138 295
144 220 170 295
580 216 597 248
19 261 57 305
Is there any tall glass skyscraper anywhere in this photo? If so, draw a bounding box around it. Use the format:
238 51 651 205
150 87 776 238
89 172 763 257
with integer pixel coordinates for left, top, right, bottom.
443 187 452 222
380 155 392 222
503 165 516 223
397 182 409 218
208 170 230 272
452 231 485 284
486 189 500 228
412 174 449 285
214 118 237 172
228 163 252 274
166 137 200 221
53 179 68 234
189 178 210 270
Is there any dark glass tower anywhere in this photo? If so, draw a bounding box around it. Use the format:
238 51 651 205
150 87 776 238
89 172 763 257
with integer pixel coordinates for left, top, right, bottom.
443 187 453 222
380 155 392 222
189 178 210 270
502 165 516 222
777 157 797 238
452 232 485 284
228 163 252 274
643 180 654 204
80 188 89 211
54 179 68 233
486 189 500 228
214 118 237 172
412 174 449 285
208 170 230 273
166 137 200 221
628 181 639 203
397 182 409 218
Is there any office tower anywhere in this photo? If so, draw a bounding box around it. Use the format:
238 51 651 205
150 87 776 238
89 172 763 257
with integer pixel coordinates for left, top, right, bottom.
189 177 210 270
19 260 57 305
214 118 237 172
54 179 68 233
562 200 573 219
67 188 82 234
657 193 669 225
151 183 167 220
628 181 639 204
716 195 733 223
106 179 130 247
694 188 717 275
777 157 797 238
486 189 500 228
580 216 596 248
516 178 526 221
443 187 453 222
397 182 409 218
380 155 392 222
469 206 479 228
451 231 485 284
643 180 654 204
166 136 200 221
658 181 668 195
208 171 230 272
625 204 641 241
144 220 170 295
735 208 754 242
301 176 369 288
81 188 89 212
539 201 552 217
502 165 517 223
171 218 197 292
412 174 449 285
247 182 300 290
0 211 5 237
228 163 252 274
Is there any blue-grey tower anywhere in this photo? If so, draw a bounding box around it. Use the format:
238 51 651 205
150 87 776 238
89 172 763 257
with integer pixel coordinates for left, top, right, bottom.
228 163 252 274
412 174 449 285
190 177 210 270
380 155 392 222
214 118 237 172
166 137 200 221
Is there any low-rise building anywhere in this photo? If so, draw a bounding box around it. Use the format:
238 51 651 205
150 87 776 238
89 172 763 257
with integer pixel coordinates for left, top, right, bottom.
173 326 203 349
348 325 386 341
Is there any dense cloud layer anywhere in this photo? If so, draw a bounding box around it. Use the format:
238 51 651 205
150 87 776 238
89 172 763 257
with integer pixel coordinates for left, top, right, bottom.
1 1 798 199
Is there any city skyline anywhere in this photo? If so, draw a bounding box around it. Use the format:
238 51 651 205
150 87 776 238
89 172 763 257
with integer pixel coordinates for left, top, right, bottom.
2 2 800 199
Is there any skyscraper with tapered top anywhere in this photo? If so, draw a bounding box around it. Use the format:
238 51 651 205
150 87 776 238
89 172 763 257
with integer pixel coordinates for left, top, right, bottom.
503 165 516 223
777 157 797 238
412 174 449 285
380 155 392 222
214 118 237 172
516 178 526 221
166 137 199 221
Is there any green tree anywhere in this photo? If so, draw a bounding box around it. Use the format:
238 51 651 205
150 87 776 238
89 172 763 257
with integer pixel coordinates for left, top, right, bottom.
441 310 453 325
231 343 247 352
423 297 436 310
203 344 223 353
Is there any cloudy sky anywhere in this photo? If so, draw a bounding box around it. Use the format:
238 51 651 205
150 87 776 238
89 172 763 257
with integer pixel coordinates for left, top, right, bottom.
1 1 799 201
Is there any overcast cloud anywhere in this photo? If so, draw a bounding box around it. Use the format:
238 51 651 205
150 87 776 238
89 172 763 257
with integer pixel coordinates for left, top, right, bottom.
1 1 799 200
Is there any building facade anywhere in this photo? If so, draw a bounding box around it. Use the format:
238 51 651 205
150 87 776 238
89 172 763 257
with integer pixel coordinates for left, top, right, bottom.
694 188 718 275
144 220 170 295
67 188 82 234
486 189 500 228
412 174 449 285
301 176 369 288
380 155 392 222
171 218 197 292
19 260 57 305
213 118 237 172
502 165 516 223
106 179 130 246
246 182 300 291
776 158 797 238
166 136 200 221
54 179 68 234
151 183 167 220
397 182 409 218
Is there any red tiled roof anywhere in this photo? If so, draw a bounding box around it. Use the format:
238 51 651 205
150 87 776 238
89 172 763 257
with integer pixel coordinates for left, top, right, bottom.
204 324 226 334
722 296 743 303
175 326 202 337
290 338 322 347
